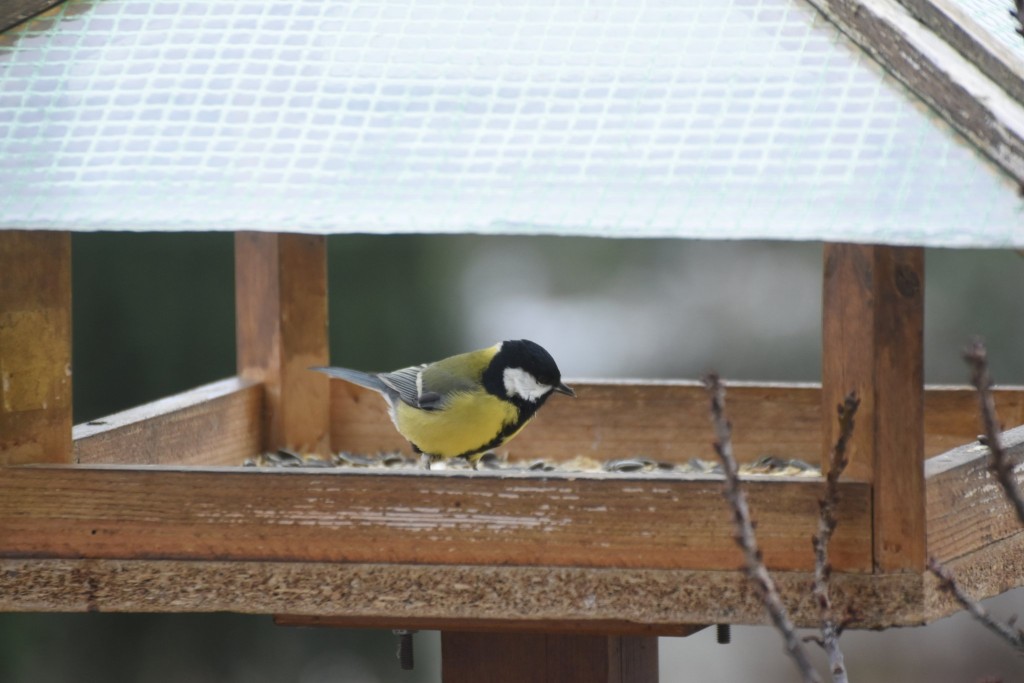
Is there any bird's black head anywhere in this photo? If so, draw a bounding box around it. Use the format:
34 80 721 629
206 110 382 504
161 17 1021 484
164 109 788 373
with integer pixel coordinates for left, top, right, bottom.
482 339 575 407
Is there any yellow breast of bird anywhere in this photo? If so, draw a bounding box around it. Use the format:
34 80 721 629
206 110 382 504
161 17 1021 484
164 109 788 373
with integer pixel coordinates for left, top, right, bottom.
394 391 520 459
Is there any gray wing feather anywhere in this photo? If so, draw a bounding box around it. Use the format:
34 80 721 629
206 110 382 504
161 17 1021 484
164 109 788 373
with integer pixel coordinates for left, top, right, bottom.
378 365 432 409
310 366 398 400
312 363 451 411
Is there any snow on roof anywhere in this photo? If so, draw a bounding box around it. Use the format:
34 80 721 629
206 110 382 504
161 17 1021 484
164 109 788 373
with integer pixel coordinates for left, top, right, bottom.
1 0 1022 245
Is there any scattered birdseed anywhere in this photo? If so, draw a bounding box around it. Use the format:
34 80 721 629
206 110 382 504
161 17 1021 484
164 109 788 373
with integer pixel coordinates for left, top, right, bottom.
242 450 820 476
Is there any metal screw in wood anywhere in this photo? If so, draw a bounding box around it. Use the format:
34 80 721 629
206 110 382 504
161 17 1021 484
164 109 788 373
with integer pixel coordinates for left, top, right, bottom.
393 629 416 670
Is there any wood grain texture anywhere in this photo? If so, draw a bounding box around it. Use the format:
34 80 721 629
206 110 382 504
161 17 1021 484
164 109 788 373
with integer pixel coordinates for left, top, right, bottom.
333 378 1013 466
896 0 1024 107
73 378 263 466
822 244 925 572
0 230 72 466
236 233 329 454
0 0 66 34
0 557 928 628
441 633 657 683
924 385 1024 458
925 424 1024 564
0 464 872 572
274 614 704 637
924 528 1024 622
805 0 1024 183
872 246 926 572
330 379 823 464
6 535 1018 627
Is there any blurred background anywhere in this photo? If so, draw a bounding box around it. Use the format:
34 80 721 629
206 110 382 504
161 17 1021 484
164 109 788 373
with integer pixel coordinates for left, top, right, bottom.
1 233 1023 682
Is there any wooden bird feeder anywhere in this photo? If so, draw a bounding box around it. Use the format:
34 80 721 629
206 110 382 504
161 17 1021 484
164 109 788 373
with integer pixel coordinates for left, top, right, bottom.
3 0 1024 681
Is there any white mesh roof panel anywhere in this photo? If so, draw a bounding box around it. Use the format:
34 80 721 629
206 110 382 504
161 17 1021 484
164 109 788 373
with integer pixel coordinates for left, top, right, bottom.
0 0 1022 245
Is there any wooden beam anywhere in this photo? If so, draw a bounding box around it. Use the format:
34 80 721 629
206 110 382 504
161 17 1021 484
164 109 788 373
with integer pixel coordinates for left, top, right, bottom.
925 424 1024 564
896 0 1024 108
0 557 926 628
274 614 703 637
924 527 1024 622
805 0 1024 184
334 379 1022 466
822 244 925 572
73 378 263 466
0 0 67 34
235 233 329 455
0 465 872 572
331 379 825 465
924 385 1024 458
441 633 657 683
5 533 1020 627
0 230 72 466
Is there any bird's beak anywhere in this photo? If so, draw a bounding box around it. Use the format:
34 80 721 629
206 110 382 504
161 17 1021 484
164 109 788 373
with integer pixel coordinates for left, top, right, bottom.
554 382 576 398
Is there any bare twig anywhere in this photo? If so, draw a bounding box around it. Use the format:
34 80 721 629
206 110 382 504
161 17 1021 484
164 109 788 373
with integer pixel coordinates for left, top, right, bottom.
963 339 1024 527
928 557 1024 652
812 392 860 683
703 373 822 683
924 341 1024 655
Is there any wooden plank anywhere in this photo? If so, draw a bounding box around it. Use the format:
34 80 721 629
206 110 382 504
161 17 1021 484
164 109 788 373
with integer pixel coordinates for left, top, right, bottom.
924 528 1024 623
274 614 703 637
806 0 1024 184
331 379 824 465
441 633 657 683
0 0 66 34
8 534 1020 628
925 424 1024 564
442 633 547 682
822 244 925 573
0 557 926 628
72 378 263 466
896 0 1024 107
822 244 876 480
924 386 1024 458
872 246 926 572
235 233 329 455
334 378 1019 467
0 230 72 466
0 465 872 572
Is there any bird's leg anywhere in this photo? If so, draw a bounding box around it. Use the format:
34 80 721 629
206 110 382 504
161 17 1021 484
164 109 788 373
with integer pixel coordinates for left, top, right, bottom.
418 452 432 470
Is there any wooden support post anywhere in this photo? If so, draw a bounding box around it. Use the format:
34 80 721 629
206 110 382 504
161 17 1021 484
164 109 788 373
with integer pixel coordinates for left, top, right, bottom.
822 243 925 572
0 230 72 465
235 233 329 455
441 632 657 683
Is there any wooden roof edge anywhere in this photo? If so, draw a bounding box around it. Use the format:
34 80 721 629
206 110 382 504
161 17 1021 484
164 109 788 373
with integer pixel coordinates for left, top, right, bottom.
0 0 66 35
806 0 1024 185
897 0 1024 106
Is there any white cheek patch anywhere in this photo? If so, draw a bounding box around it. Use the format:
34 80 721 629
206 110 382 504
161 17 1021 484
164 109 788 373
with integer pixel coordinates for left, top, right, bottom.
503 367 552 403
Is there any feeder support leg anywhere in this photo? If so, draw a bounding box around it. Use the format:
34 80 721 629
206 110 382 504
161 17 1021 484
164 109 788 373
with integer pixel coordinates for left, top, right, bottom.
0 230 72 465
822 243 925 572
441 632 658 683
235 232 330 455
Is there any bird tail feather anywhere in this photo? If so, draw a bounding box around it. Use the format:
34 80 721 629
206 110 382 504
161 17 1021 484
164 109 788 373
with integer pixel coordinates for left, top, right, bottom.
310 366 391 395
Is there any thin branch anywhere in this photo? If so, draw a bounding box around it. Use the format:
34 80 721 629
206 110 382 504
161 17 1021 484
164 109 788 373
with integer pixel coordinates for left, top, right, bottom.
928 557 1024 653
963 339 1024 527
703 373 822 683
1012 0 1024 39
924 340 1024 655
812 392 860 683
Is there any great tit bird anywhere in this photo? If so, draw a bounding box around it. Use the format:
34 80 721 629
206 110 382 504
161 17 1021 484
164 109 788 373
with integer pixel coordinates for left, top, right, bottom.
311 339 575 468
